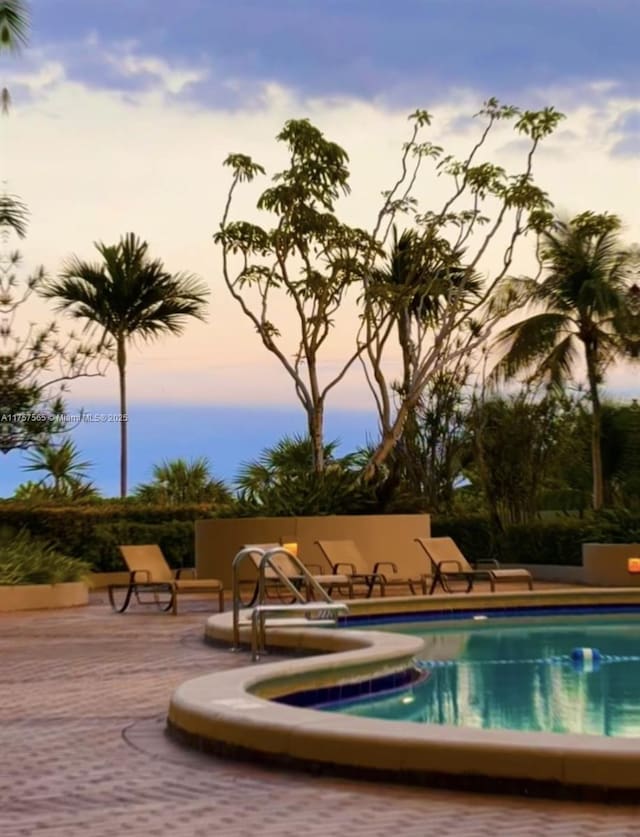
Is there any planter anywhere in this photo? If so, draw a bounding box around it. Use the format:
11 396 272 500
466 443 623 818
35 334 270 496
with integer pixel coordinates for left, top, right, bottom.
582 543 640 587
0 581 89 613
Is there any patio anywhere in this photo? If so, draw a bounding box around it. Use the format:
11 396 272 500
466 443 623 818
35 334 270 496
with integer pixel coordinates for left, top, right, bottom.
2 593 638 837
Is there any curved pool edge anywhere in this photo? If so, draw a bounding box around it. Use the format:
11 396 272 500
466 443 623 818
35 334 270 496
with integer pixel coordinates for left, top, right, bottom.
168 588 640 799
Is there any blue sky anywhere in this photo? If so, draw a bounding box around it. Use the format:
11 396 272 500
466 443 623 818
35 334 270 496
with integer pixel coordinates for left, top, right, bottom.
29 0 640 104
1 0 639 495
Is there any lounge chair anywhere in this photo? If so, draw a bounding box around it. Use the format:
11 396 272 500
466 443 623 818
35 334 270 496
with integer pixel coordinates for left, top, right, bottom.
414 537 533 594
241 543 352 605
315 539 429 597
109 544 225 615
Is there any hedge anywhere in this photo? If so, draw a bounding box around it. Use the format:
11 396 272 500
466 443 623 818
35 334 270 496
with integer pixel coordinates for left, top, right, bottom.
0 501 218 570
432 516 592 567
87 521 196 572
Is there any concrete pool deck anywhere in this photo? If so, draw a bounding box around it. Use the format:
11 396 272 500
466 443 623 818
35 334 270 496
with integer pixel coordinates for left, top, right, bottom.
2 590 640 836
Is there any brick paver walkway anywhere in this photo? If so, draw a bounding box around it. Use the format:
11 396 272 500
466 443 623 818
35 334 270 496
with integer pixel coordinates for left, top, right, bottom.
2 596 639 836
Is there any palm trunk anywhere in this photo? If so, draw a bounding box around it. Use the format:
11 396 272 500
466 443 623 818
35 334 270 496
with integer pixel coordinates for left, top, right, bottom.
586 350 604 511
117 336 127 498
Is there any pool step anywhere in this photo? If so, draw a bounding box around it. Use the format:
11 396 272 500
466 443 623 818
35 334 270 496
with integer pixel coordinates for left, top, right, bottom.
247 602 349 660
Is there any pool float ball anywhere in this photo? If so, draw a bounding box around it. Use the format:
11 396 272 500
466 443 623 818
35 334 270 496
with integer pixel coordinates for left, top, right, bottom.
570 647 601 673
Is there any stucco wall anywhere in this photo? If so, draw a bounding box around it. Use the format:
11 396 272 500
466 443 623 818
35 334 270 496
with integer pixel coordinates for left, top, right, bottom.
582 543 640 587
195 514 431 587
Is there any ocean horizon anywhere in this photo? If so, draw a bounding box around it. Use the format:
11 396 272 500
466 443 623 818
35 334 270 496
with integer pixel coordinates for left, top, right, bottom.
0 402 379 498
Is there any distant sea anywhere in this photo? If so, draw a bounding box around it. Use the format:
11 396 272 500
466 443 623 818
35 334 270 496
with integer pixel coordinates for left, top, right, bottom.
0 403 379 498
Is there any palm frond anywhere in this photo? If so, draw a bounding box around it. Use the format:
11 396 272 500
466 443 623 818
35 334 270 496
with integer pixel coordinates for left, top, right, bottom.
0 0 29 51
491 312 570 382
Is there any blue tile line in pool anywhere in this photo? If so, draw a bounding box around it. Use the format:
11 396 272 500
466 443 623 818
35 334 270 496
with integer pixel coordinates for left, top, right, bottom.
273 666 427 710
338 603 640 628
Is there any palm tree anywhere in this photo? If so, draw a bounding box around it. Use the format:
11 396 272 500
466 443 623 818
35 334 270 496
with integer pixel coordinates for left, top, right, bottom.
40 233 209 496
367 226 481 497
23 438 94 495
491 212 632 510
235 435 345 505
134 457 231 505
370 225 482 398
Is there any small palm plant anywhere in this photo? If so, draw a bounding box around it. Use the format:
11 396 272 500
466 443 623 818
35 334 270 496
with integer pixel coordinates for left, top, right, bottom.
133 457 231 505
22 438 98 499
235 434 372 515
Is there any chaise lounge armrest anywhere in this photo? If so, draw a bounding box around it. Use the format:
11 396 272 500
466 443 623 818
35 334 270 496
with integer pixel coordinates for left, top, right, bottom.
333 562 357 574
436 559 465 573
373 561 398 574
129 569 153 583
174 567 197 579
304 563 325 574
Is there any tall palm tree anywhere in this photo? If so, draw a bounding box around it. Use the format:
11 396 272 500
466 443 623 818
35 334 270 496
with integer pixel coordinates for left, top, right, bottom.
491 212 632 510
40 233 209 496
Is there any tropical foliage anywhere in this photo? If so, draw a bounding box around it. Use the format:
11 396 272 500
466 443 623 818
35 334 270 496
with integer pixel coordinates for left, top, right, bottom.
234 435 378 516
0 527 91 585
0 0 29 112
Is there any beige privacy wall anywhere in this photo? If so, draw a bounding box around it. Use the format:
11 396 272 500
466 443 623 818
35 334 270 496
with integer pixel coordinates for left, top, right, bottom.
195 514 431 586
582 543 640 587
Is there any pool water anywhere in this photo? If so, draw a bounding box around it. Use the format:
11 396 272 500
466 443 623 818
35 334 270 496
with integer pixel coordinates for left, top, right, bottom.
326 616 640 738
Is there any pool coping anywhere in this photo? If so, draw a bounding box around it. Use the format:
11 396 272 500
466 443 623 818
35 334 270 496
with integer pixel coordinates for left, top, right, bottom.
168 588 640 799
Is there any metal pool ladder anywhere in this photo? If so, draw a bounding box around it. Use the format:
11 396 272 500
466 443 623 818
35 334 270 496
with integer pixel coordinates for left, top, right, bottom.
231 545 349 660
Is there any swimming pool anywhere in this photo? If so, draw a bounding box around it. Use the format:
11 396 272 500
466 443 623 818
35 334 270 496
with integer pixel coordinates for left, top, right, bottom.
173 590 640 799
323 615 640 738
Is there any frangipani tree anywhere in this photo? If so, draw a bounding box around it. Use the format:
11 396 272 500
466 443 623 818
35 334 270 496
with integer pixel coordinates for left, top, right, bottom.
216 120 375 474
216 100 564 477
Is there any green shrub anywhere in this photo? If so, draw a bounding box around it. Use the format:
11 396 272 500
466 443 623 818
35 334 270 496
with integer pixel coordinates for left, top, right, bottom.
495 520 588 566
0 528 91 585
582 508 640 543
431 516 494 563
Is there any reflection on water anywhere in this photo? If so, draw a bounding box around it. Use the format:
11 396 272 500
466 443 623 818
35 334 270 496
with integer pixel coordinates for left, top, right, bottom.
329 618 640 737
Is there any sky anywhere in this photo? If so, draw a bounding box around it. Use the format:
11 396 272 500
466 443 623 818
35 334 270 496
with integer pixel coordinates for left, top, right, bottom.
1 0 639 496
